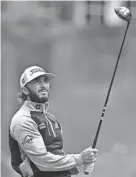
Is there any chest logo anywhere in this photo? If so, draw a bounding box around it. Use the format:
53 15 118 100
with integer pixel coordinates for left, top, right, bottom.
39 123 46 130
36 105 41 110
55 122 59 129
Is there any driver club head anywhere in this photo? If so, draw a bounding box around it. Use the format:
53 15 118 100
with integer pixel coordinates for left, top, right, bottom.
114 7 132 23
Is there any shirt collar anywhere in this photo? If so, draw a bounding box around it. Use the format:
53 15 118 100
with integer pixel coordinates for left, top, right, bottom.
24 100 49 113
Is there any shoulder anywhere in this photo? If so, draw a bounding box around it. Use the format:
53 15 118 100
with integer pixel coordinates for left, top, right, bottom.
46 112 57 122
10 106 30 127
10 107 37 139
46 112 62 128
46 111 56 119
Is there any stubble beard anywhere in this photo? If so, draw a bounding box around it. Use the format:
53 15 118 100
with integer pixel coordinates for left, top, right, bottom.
28 89 49 103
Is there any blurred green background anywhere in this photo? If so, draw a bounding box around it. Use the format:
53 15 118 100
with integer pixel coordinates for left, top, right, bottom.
1 1 136 177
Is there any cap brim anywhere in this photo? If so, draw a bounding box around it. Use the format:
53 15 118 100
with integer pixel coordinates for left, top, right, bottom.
25 72 56 87
43 73 56 80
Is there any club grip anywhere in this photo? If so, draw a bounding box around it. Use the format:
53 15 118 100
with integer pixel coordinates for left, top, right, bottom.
84 137 97 175
84 163 94 175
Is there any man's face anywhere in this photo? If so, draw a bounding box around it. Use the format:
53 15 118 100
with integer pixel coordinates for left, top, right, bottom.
26 75 50 103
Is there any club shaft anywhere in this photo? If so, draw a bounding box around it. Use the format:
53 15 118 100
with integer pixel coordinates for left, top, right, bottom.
92 22 130 149
84 22 130 175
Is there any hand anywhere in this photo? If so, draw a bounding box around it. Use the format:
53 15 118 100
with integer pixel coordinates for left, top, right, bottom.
19 157 34 177
84 163 95 174
80 147 98 165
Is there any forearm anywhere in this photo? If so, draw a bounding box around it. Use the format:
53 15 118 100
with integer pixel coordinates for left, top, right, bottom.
27 151 83 171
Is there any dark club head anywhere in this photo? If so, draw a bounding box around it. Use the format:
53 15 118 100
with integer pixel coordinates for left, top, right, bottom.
114 7 132 23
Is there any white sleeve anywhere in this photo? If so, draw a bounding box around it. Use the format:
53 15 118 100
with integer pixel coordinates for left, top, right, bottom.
13 116 83 172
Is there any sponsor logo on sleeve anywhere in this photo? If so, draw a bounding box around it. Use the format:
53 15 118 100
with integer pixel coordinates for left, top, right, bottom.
22 135 33 145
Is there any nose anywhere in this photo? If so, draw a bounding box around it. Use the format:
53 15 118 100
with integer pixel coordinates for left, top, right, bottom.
40 81 49 89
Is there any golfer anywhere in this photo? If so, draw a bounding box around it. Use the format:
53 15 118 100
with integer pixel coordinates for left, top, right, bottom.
9 66 98 177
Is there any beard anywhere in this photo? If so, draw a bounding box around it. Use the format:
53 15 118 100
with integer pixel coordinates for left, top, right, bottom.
27 88 49 103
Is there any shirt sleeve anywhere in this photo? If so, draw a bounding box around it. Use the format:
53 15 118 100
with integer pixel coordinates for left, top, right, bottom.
12 116 83 172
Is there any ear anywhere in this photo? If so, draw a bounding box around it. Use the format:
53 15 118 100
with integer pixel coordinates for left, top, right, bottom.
22 87 29 95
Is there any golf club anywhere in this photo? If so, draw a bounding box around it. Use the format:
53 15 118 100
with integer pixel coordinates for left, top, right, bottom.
84 7 132 175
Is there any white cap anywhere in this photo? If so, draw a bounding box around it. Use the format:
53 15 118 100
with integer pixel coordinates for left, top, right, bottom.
20 66 55 88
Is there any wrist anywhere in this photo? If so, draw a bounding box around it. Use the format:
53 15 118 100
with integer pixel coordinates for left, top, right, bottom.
73 154 83 166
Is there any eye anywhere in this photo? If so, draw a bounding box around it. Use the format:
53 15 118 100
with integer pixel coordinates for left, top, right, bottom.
44 77 49 82
32 79 39 83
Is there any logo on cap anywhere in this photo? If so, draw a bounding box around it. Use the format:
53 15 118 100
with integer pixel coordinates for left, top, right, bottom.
22 78 25 84
30 68 45 76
